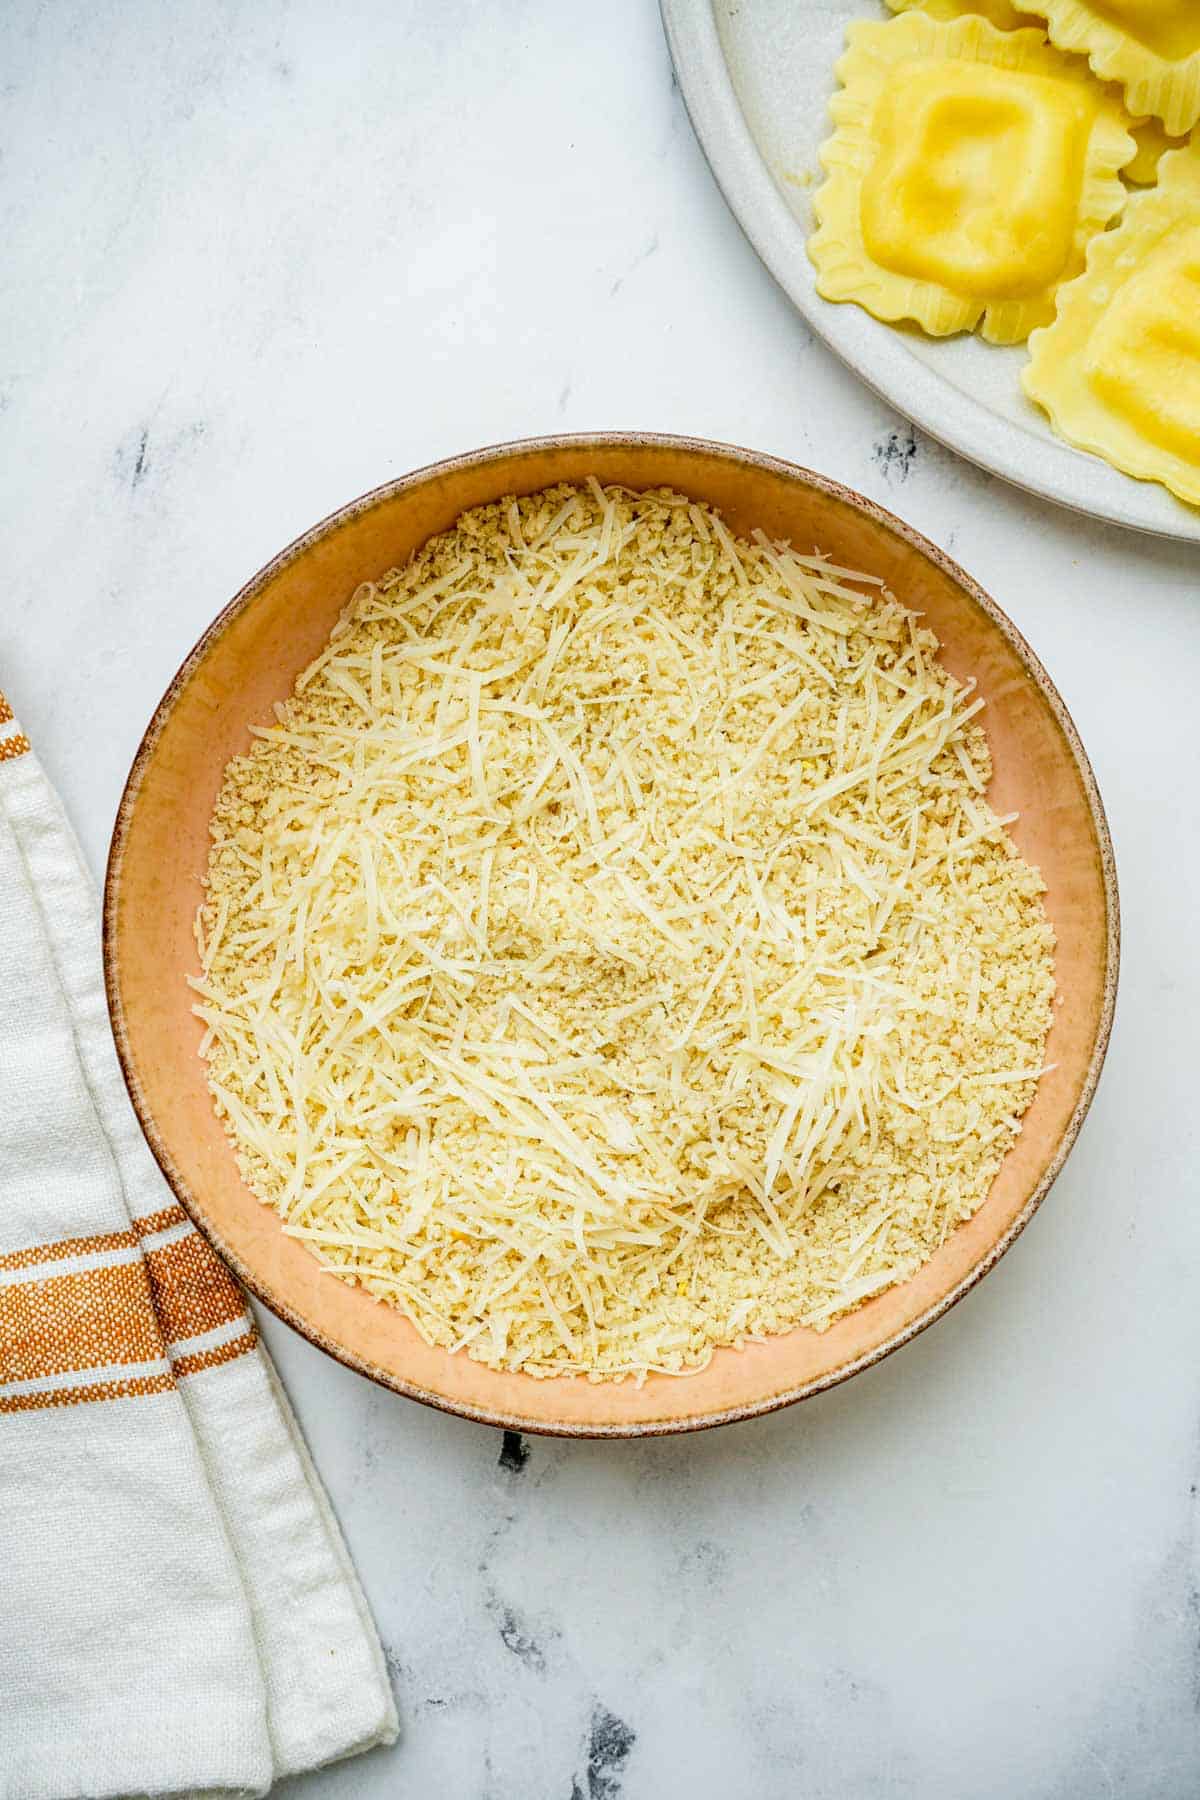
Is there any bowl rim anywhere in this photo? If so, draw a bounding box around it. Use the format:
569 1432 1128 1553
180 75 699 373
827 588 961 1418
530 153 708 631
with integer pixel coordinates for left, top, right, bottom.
103 430 1121 1437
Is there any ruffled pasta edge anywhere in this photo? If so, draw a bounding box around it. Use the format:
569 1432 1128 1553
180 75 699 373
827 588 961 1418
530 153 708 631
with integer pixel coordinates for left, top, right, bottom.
1022 141 1200 507
808 13 1134 344
1030 0 1200 136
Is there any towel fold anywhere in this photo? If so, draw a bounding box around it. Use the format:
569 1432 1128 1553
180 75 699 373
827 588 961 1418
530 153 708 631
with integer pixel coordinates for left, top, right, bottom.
0 689 398 1800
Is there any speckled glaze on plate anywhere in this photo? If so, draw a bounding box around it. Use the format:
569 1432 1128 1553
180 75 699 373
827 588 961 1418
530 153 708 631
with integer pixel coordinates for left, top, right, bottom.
103 433 1119 1437
660 0 1200 543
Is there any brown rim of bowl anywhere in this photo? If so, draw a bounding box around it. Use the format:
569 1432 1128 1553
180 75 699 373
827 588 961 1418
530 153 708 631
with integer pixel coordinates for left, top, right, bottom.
103 430 1120 1438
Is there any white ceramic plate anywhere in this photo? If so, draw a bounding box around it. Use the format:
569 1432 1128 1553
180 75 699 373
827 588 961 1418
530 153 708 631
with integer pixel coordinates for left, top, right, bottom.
661 0 1200 542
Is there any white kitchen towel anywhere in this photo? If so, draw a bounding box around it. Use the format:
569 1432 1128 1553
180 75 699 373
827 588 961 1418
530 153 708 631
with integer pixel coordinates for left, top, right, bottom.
0 690 398 1800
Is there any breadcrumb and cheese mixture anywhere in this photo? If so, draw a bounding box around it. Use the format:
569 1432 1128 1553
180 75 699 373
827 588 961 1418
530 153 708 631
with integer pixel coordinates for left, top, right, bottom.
193 484 1055 1381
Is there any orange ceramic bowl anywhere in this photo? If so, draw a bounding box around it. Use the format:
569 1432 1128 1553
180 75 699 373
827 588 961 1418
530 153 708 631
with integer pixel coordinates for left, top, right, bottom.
104 433 1118 1436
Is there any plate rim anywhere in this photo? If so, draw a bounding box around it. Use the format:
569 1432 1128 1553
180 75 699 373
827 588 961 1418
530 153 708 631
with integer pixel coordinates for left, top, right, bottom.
660 0 1200 544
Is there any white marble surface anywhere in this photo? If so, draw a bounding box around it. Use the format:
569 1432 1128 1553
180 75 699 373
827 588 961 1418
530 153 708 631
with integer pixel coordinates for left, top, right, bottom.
3 2 1199 1795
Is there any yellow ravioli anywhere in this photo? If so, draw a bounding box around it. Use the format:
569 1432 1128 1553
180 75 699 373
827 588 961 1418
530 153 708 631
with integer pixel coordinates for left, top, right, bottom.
885 0 1042 31
1023 140 1200 507
885 0 1190 184
1027 1 1200 135
810 14 1134 343
886 0 1189 181
1125 116 1189 184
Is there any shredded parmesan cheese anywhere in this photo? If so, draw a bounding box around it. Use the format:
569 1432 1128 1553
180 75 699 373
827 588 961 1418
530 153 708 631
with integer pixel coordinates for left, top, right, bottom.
194 484 1055 1382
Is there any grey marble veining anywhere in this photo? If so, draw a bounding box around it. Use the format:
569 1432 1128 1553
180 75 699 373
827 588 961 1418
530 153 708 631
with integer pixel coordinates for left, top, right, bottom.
2 2 1198 1795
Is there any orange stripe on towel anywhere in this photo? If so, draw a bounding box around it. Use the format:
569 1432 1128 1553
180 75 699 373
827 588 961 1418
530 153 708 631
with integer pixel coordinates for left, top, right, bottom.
132 1204 188 1239
0 1228 138 1273
172 1328 258 1380
0 1260 164 1384
0 1371 176 1414
144 1232 249 1347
